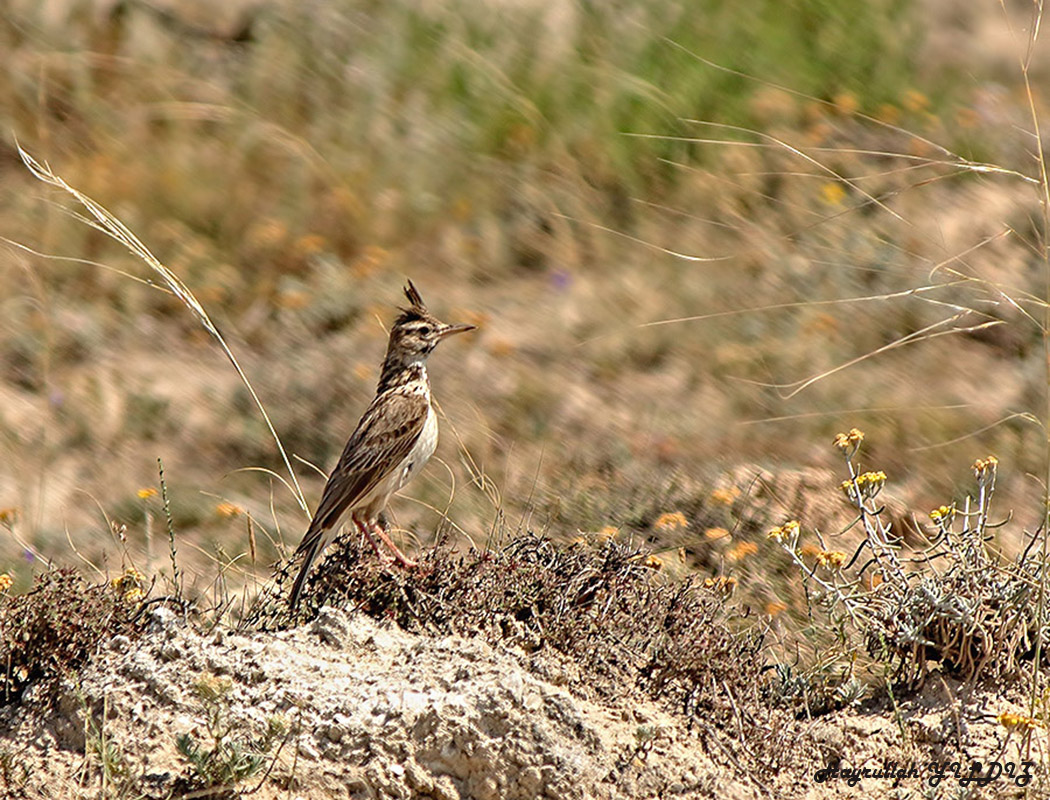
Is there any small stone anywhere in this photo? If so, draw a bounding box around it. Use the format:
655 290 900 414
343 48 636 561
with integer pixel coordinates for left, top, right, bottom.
148 605 177 633
312 607 351 648
324 723 345 743
432 776 459 800
296 737 319 760
404 761 433 793
471 775 500 800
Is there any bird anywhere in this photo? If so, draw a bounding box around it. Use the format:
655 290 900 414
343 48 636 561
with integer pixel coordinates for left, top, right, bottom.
288 280 476 610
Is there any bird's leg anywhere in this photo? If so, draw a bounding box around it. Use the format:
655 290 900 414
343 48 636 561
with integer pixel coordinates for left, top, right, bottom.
369 521 418 569
353 516 392 565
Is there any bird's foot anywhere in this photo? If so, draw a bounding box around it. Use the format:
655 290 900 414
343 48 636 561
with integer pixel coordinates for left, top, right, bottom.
371 523 418 569
356 519 394 566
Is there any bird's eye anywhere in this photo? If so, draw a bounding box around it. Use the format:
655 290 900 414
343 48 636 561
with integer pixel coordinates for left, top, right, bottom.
418 325 432 336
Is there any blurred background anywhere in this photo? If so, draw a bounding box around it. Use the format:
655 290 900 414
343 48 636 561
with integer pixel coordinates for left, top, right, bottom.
1 0 1049 612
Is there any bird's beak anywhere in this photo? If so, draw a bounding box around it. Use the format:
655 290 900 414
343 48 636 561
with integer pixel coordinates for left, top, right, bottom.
438 322 477 339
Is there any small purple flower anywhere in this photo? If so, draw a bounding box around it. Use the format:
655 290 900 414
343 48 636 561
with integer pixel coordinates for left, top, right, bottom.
549 269 572 292
23 548 34 563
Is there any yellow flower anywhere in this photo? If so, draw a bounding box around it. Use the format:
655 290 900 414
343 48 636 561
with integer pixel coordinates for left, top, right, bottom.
768 520 800 541
902 89 930 113
833 428 865 453
765 601 787 617
875 103 901 125
709 487 740 506
704 527 730 541
294 234 327 257
215 502 243 518
999 712 1040 732
728 541 758 562
857 471 887 495
643 555 663 570
0 508 19 526
137 488 158 499
842 471 886 502
596 526 618 543
815 550 847 569
352 245 389 277
972 456 999 476
833 92 859 115
110 568 145 603
929 505 954 522
704 575 737 594
654 512 688 531
820 182 846 206
0 574 12 593
972 456 999 488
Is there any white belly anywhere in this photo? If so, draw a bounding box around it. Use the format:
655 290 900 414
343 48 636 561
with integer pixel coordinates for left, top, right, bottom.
355 401 438 521
398 403 438 490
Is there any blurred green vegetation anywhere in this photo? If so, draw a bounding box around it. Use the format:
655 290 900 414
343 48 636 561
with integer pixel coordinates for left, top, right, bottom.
2 0 930 272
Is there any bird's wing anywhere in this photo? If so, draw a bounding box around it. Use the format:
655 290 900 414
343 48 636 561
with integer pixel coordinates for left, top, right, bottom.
295 390 428 554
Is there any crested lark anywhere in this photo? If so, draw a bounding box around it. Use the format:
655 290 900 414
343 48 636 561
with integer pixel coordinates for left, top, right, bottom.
289 280 476 610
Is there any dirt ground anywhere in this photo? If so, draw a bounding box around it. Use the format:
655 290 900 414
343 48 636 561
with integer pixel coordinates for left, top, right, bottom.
0 605 1045 799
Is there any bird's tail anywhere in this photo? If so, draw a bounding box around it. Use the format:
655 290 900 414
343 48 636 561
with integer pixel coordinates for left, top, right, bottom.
289 529 325 611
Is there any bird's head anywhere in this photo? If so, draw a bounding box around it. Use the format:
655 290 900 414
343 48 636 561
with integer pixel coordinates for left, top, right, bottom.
387 280 476 363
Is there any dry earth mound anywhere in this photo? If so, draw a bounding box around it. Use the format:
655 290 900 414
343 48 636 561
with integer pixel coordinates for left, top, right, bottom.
0 606 761 799
0 600 1045 799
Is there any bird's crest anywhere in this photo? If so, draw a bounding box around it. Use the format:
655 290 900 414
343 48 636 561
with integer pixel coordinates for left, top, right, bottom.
403 280 427 312
394 279 430 326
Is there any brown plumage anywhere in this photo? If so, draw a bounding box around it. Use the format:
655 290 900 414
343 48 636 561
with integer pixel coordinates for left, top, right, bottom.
289 280 476 610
